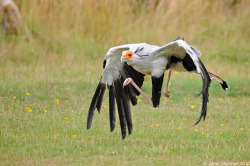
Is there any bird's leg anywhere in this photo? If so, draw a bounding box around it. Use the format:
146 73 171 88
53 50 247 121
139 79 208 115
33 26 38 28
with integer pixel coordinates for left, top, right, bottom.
163 69 172 97
123 78 153 107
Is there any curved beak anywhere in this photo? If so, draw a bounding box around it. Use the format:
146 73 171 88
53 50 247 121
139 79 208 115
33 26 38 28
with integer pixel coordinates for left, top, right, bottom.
121 55 125 63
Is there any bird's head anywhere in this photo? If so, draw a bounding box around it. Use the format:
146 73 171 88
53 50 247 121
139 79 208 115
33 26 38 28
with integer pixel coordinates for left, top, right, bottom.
121 51 133 62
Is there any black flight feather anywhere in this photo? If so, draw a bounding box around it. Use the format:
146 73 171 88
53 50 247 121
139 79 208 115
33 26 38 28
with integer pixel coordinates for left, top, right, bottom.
122 63 145 104
114 79 127 139
123 63 144 89
96 84 106 113
122 86 133 135
108 85 116 132
194 60 211 125
119 67 138 106
103 60 106 69
87 82 105 129
127 84 138 106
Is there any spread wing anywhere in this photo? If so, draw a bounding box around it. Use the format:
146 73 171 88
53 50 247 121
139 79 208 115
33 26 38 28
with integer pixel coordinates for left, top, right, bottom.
151 39 211 125
87 45 145 139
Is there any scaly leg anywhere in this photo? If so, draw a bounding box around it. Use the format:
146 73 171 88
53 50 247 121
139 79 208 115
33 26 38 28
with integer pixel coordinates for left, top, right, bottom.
163 69 171 97
123 78 153 107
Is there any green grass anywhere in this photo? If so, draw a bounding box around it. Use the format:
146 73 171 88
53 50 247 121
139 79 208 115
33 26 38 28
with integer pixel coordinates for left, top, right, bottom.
0 78 249 165
0 36 249 165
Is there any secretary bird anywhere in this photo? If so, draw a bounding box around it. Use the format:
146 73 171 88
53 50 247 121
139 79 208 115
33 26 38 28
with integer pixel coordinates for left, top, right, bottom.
87 37 229 139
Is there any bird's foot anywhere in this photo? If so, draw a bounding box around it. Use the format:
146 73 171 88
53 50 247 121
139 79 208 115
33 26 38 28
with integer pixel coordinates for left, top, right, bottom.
123 78 132 87
123 77 153 107
163 90 171 98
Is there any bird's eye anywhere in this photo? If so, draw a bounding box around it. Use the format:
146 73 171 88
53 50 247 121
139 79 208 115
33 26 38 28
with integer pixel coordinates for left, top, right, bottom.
128 54 132 56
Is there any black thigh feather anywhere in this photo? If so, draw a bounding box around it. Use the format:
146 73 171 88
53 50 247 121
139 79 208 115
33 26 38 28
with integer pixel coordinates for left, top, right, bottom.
151 74 164 107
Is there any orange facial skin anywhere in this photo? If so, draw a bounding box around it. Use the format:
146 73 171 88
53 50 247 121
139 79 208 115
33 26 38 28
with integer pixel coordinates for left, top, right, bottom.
122 51 133 60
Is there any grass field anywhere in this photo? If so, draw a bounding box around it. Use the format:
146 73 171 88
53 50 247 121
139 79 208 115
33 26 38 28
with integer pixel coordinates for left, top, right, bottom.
0 0 249 165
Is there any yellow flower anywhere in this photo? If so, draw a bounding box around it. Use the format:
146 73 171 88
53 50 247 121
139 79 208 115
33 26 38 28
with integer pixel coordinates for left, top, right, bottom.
103 105 107 108
195 130 198 132
66 118 68 120
248 98 250 101
190 129 193 131
29 109 32 113
219 98 222 101
236 116 239 118
56 99 59 102
21 136 23 138
205 135 208 138
191 105 195 109
156 124 159 126
163 97 166 100
72 118 74 119
44 110 47 113
26 93 30 96
26 108 29 110
13 96 17 99
220 132 223 135
240 128 243 131
187 97 190 100
73 135 77 138
57 102 59 104
138 99 141 101
190 76 194 80
171 100 173 103
174 71 178 74
220 124 223 126
150 125 153 128
245 61 248 65
201 132 205 135
178 127 181 130
214 133 217 135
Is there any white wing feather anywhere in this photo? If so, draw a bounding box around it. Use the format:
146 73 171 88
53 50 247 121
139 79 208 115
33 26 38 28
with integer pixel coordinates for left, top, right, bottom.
152 40 202 73
101 45 132 85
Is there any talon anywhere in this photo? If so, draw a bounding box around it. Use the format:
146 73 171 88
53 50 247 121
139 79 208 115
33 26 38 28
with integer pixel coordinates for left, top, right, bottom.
164 91 171 98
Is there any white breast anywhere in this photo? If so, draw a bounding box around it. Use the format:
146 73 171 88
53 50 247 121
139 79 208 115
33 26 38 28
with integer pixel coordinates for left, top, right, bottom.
151 56 168 77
